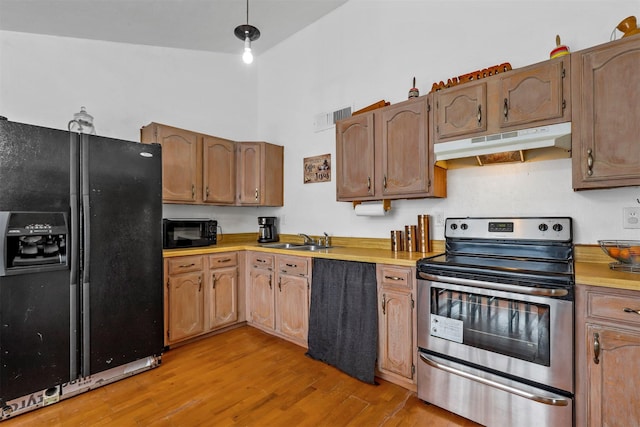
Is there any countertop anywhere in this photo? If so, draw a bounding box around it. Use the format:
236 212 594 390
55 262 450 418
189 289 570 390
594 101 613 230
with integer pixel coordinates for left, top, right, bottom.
163 241 640 292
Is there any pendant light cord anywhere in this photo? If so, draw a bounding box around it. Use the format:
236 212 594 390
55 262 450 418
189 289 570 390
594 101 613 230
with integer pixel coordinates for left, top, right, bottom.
246 0 249 24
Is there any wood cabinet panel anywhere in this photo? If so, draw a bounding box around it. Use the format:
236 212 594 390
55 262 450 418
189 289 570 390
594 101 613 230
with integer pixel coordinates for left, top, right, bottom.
576 284 640 427
276 274 309 344
167 271 205 343
336 113 376 199
381 100 430 196
434 83 487 140
585 325 640 426
203 136 235 204
151 125 199 203
209 265 238 329
336 96 445 201
248 253 275 330
376 264 416 389
572 36 640 189
499 60 565 128
142 123 283 206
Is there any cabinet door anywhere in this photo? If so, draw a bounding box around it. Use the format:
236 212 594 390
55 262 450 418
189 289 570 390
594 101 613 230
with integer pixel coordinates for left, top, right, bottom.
500 59 566 128
209 266 238 329
336 112 376 200
156 126 199 203
237 142 262 205
276 274 309 345
434 82 487 141
378 287 414 379
572 37 640 189
167 272 205 343
586 325 640 426
249 267 275 330
203 136 235 204
381 98 430 196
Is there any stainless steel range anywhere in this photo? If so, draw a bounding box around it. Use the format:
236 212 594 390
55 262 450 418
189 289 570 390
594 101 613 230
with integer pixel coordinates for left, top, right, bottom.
416 217 574 427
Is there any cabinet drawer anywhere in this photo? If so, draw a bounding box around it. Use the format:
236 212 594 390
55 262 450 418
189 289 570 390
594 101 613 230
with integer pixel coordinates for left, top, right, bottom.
209 252 237 269
278 255 309 277
167 255 204 274
378 265 413 290
588 291 640 326
250 253 274 269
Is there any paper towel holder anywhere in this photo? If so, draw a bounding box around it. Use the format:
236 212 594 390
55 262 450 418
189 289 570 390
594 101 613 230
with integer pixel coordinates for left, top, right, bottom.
352 199 391 212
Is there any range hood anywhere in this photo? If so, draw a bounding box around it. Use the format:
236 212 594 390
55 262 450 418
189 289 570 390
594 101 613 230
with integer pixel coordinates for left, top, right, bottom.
434 122 571 164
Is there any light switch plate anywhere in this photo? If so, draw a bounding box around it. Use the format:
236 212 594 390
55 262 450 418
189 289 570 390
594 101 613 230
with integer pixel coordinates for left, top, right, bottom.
623 207 640 229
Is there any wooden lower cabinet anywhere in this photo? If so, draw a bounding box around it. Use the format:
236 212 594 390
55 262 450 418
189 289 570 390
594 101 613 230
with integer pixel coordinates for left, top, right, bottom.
164 252 243 347
275 255 311 347
247 252 276 330
376 264 416 390
576 284 640 426
247 252 311 347
208 253 239 330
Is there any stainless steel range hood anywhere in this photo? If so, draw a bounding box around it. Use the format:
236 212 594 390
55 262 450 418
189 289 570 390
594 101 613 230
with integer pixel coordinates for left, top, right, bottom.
434 122 571 163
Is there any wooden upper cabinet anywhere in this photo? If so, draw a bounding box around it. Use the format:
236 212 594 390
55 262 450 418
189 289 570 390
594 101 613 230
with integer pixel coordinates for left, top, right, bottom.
336 96 446 202
381 99 430 196
141 124 199 203
572 35 640 190
142 123 283 206
434 83 487 141
499 59 566 128
336 112 376 200
433 56 569 144
237 141 284 207
203 136 235 204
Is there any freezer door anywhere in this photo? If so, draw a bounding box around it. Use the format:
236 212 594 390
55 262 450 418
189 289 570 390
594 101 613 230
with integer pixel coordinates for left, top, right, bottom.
80 135 163 376
0 121 72 402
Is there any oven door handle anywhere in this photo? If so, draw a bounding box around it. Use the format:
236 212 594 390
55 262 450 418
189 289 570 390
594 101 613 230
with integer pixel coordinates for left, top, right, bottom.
419 353 570 407
417 272 569 297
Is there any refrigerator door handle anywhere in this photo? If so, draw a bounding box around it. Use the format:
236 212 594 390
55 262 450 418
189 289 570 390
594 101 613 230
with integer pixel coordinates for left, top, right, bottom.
81 134 91 376
70 132 80 380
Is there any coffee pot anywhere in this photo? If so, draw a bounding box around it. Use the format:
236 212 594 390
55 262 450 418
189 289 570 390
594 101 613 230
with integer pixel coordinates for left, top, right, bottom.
257 217 278 243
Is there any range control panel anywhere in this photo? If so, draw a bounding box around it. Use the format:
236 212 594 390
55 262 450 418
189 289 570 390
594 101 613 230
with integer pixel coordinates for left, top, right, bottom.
445 217 572 242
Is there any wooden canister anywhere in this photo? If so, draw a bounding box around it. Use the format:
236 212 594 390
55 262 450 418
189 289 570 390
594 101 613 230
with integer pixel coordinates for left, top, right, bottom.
391 230 404 252
417 214 431 253
405 225 417 252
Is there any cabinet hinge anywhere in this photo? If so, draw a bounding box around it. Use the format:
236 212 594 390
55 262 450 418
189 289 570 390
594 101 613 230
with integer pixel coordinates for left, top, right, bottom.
427 102 431 112
167 329 170 340
562 68 566 79
562 99 566 110
411 364 415 378
411 296 415 309
154 128 158 140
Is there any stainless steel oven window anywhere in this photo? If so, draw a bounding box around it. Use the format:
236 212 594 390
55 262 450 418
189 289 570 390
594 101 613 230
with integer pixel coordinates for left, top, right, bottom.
430 286 550 366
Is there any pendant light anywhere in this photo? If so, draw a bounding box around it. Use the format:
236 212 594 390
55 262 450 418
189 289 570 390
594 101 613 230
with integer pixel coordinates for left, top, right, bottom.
234 0 260 64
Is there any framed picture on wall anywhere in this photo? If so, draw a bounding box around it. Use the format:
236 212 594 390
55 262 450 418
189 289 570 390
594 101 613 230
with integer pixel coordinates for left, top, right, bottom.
304 154 331 183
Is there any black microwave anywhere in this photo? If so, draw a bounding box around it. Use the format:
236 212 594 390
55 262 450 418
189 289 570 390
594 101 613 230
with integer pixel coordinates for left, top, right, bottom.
162 219 217 249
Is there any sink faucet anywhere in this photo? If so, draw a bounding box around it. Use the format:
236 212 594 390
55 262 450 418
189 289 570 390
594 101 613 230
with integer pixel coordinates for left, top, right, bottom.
299 233 315 245
323 232 330 247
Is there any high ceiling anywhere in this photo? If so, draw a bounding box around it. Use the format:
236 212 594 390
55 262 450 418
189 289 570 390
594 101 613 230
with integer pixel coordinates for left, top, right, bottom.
0 0 348 54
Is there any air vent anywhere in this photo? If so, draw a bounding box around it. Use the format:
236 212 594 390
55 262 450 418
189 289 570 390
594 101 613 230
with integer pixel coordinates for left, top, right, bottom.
314 106 352 132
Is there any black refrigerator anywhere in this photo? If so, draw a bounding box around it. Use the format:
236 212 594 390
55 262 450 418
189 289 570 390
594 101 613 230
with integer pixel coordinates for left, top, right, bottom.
0 119 163 418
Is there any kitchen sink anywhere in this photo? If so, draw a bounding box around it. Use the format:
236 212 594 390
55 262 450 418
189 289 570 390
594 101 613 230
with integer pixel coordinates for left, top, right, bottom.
259 242 305 249
258 242 333 251
291 244 333 251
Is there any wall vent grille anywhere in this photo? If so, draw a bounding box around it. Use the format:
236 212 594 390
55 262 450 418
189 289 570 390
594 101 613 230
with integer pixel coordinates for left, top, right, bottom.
314 106 352 132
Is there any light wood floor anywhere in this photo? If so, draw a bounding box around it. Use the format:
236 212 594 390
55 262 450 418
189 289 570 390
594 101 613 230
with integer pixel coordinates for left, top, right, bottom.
3 326 480 426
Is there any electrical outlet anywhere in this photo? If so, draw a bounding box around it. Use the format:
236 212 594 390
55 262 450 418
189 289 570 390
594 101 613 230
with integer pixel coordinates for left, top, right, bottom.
435 211 445 226
623 207 640 229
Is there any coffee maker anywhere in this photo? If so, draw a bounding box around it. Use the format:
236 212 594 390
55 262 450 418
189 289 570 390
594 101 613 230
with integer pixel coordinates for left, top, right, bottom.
257 217 278 243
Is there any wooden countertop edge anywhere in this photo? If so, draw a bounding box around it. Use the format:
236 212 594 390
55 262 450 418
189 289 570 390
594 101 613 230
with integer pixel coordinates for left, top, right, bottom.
164 241 640 291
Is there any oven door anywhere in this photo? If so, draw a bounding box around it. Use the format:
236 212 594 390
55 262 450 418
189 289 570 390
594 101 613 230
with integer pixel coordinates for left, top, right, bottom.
417 275 573 393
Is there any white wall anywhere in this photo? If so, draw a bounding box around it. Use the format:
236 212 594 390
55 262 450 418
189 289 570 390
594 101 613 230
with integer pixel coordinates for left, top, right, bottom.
2 1 640 245
258 0 640 244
